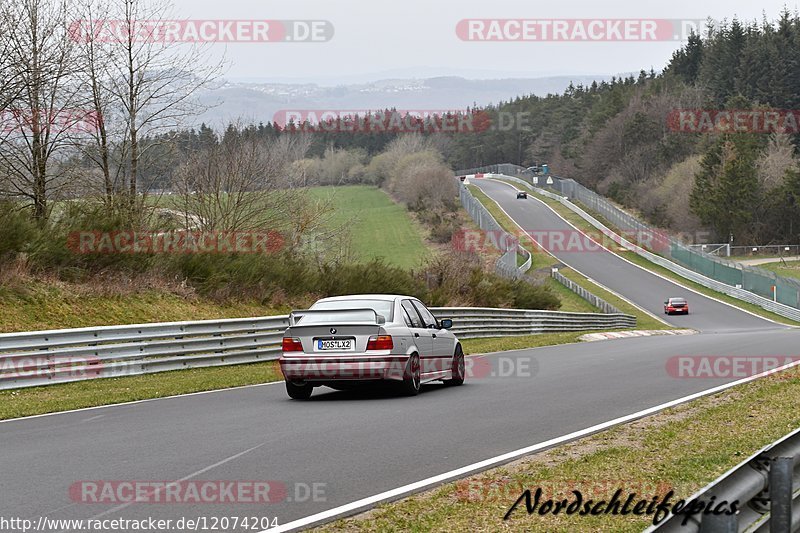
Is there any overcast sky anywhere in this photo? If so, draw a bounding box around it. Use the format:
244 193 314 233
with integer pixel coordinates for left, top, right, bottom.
169 0 799 84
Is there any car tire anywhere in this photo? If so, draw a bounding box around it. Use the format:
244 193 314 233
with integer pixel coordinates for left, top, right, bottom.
286 381 313 400
400 354 421 396
446 345 465 386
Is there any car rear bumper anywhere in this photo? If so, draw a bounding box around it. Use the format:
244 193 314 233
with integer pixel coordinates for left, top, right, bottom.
279 353 410 382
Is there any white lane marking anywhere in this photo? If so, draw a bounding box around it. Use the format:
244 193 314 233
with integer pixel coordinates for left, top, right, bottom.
52 442 269 533
478 179 669 326
266 356 800 533
0 380 283 424
85 443 268 521
484 178 791 328
82 414 105 422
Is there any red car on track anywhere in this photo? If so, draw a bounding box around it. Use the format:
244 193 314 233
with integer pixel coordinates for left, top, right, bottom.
664 297 689 315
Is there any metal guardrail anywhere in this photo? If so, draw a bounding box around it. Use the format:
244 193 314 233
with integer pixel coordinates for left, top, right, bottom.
529 184 800 323
648 426 800 532
458 179 532 279
0 307 635 390
546 176 800 310
473 169 800 322
434 307 635 339
0 316 290 390
550 270 625 314
459 164 800 312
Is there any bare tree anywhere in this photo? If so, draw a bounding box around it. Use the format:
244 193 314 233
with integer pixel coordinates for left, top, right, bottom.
72 0 124 205
172 127 354 261
379 138 457 211
174 130 308 232
74 0 223 212
756 133 797 190
0 4 25 112
0 0 82 219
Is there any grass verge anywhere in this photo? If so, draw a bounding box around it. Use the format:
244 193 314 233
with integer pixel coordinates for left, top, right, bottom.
468 185 553 273
557 268 668 330
543 277 602 313
460 331 590 355
0 278 287 333
757 260 800 281
317 366 800 532
615 251 800 326
0 361 284 421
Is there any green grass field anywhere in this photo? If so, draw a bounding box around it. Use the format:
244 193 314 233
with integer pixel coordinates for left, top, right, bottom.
1 186 430 331
147 186 430 270
307 186 430 269
756 260 800 281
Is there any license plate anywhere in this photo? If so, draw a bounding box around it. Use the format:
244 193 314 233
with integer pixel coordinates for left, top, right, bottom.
316 339 354 351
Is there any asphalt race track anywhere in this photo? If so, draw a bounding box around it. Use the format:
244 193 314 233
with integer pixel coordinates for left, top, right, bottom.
473 178 780 333
1 182 796 531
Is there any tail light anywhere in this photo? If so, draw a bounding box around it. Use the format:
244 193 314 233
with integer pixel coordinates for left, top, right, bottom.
282 337 303 352
366 335 393 351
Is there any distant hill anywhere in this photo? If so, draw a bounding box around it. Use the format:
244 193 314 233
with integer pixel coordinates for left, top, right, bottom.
192 74 618 127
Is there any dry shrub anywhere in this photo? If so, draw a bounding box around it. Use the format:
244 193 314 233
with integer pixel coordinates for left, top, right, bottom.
631 155 703 232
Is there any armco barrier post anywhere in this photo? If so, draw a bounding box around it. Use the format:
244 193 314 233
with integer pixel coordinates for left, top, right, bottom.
768 457 792 532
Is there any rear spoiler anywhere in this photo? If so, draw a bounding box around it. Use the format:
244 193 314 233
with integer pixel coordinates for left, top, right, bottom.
288 308 387 327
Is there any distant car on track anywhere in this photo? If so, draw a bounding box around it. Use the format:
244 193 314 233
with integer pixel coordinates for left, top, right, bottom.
516 191 527 199
279 294 463 399
664 297 689 315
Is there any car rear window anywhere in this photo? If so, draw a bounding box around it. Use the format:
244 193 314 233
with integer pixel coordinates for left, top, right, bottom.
671 299 687 304
310 299 394 322
296 309 379 324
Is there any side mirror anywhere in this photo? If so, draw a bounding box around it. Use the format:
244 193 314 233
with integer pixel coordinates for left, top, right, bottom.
377 315 386 325
663 301 668 305
440 319 453 329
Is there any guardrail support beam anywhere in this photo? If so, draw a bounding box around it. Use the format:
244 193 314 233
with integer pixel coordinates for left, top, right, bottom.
699 512 738 533
769 456 793 532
